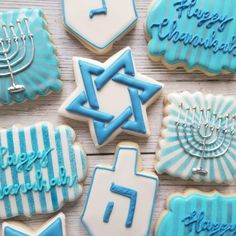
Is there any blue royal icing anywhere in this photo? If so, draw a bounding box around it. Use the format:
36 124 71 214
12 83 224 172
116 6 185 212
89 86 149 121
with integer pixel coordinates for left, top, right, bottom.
90 0 107 18
110 183 137 228
103 202 114 223
0 122 87 219
146 0 236 75
0 9 62 105
156 191 236 236
3 213 65 236
60 48 163 147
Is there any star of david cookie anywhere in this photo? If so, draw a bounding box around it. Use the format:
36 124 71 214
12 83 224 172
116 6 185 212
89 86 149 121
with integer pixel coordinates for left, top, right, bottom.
59 47 163 147
2 212 66 236
62 0 138 54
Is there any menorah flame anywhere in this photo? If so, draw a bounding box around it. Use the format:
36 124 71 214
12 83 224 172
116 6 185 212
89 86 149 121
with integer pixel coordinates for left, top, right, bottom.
0 16 34 94
176 103 236 176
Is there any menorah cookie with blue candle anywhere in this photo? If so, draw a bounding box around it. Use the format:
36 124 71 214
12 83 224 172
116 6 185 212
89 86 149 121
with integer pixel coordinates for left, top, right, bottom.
145 0 236 76
2 212 66 236
62 0 138 54
0 122 87 219
81 142 158 236
155 189 236 236
156 91 236 184
0 8 62 105
58 47 163 148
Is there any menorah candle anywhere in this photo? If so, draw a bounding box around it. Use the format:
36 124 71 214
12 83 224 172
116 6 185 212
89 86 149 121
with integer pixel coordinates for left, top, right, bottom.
156 91 236 184
155 189 236 236
145 0 236 76
0 122 87 219
0 9 62 105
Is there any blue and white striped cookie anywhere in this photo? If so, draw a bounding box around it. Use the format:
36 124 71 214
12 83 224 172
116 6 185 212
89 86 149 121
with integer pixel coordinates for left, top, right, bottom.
0 122 87 219
155 189 236 236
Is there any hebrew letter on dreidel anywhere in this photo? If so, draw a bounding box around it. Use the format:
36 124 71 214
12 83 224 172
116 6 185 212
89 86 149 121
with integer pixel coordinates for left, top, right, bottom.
103 183 137 228
81 142 159 236
90 0 107 18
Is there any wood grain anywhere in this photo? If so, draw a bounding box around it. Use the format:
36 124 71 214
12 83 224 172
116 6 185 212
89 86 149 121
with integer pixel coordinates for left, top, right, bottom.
0 0 236 235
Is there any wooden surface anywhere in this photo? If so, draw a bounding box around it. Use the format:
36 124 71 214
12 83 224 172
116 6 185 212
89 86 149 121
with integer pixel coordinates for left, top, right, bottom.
1 0 236 235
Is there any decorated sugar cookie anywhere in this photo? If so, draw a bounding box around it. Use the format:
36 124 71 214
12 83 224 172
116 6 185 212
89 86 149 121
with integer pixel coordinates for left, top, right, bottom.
62 0 138 54
3 212 66 235
81 142 158 236
155 189 236 236
59 47 163 147
0 9 62 105
0 122 87 219
156 91 236 184
145 0 236 75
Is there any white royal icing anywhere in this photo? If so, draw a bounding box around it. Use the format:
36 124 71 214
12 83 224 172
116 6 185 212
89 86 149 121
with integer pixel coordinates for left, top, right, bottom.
81 142 158 236
62 0 138 53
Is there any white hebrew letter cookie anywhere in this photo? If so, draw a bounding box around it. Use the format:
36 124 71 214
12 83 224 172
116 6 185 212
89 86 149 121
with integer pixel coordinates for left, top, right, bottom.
82 142 158 236
62 0 138 54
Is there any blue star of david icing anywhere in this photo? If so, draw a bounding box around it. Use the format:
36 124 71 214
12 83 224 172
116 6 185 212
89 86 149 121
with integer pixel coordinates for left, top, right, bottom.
59 48 163 147
2 212 66 236
81 142 158 236
62 0 138 53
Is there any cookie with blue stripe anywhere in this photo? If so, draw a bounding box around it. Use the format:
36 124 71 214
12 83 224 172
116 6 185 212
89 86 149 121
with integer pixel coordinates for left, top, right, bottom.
156 91 236 184
155 189 236 236
0 122 87 219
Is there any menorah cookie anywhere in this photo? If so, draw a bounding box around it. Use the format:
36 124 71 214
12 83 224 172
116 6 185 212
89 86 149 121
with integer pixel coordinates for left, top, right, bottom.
62 0 138 54
2 212 66 235
59 47 163 147
82 142 158 236
0 9 62 105
0 122 87 219
156 91 236 184
155 189 236 236
145 0 236 75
